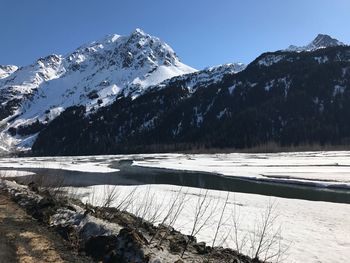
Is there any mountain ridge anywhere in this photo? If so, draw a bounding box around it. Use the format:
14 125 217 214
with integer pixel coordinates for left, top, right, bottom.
33 44 350 155
0 65 18 79
1 31 349 154
286 34 345 52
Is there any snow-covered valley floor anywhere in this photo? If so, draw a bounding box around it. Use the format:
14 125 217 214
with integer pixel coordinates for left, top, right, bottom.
0 151 349 262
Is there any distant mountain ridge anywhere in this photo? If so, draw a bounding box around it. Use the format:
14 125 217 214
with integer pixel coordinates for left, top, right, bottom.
33 42 350 155
0 31 349 155
286 34 345 52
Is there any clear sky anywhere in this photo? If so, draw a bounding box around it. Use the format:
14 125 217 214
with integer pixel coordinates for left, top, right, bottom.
1 0 350 69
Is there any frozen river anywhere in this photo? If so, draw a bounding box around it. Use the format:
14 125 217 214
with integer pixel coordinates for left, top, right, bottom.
0 151 349 262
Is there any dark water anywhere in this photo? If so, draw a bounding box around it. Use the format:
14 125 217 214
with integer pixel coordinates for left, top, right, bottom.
3 159 350 204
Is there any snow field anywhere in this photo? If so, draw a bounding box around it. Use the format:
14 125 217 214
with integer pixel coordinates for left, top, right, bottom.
66 184 350 263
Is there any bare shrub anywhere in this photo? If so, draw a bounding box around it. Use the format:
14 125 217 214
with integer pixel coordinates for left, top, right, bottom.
114 186 138 213
65 186 80 201
150 187 188 245
181 189 219 257
211 191 230 247
229 199 290 263
248 200 289 262
102 185 120 208
162 188 188 231
132 186 163 226
19 169 66 199
229 197 249 262
47 175 66 198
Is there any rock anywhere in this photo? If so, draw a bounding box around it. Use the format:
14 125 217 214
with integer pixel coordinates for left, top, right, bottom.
169 240 182 253
40 189 52 197
84 235 118 261
187 235 197 244
38 196 55 208
113 228 149 262
142 220 156 234
193 241 207 254
28 182 39 193
79 222 110 241
159 224 174 233
118 228 148 247
55 225 77 241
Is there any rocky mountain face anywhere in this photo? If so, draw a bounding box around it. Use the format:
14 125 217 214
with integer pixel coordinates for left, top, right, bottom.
286 34 345 52
1 32 349 155
0 29 197 152
0 65 18 79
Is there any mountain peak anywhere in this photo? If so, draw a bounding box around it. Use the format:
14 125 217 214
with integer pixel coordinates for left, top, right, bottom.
132 28 146 36
311 34 344 48
69 28 180 70
286 34 345 52
315 33 333 40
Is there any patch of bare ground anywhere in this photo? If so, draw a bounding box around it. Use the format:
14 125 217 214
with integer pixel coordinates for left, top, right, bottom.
0 193 92 263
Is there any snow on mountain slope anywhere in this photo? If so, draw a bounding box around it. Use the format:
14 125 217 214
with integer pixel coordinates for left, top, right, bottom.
0 28 196 151
0 55 63 103
150 62 245 94
286 34 345 52
0 65 18 79
257 34 348 68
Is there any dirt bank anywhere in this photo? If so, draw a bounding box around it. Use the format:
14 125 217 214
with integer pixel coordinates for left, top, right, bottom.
0 193 92 263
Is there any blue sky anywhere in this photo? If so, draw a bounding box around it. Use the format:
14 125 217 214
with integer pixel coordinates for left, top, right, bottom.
1 0 350 69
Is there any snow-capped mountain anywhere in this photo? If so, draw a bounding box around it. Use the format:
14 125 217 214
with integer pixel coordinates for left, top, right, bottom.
0 29 196 151
32 40 350 156
286 34 345 52
3 32 349 155
256 34 348 68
